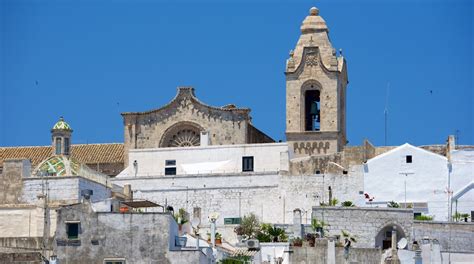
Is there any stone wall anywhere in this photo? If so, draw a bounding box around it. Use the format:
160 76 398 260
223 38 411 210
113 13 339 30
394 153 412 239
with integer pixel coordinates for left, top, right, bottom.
0 159 30 204
0 252 43 264
54 201 205 263
0 237 53 253
311 207 413 248
289 239 382 264
113 171 363 231
413 221 474 252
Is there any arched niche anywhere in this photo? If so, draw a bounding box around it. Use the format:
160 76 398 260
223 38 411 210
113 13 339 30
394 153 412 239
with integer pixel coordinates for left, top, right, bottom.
375 223 407 250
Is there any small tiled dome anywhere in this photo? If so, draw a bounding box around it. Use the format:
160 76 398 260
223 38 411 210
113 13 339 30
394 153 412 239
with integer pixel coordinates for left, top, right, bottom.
52 117 72 131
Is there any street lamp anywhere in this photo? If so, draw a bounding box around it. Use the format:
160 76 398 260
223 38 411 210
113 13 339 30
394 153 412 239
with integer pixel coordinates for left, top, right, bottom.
399 172 414 209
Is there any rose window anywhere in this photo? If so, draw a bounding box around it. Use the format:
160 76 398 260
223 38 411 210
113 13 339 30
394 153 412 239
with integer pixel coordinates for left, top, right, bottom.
168 129 200 147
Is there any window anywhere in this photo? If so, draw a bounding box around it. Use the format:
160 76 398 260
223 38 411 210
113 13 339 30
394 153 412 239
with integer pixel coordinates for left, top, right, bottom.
165 167 176 175
414 212 421 218
104 259 125 264
165 160 176 166
342 170 348 175
64 138 70 155
224 217 242 225
165 160 176 175
55 138 62 155
406 155 413 163
66 222 80 239
315 170 321 174
242 156 254 172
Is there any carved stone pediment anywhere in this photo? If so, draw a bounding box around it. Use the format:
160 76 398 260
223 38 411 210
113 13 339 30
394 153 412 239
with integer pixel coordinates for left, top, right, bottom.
304 48 319 67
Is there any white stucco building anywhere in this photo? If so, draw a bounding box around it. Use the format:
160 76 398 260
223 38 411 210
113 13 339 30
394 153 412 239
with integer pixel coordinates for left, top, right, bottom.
364 143 473 221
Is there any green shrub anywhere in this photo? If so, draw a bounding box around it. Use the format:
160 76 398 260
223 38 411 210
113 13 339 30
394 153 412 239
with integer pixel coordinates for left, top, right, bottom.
415 215 433 221
387 201 400 208
341 201 355 207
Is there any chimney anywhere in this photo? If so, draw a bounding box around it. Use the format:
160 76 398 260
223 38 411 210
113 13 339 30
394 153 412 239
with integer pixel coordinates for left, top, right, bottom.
446 135 456 161
124 184 133 200
293 209 303 238
200 131 209 146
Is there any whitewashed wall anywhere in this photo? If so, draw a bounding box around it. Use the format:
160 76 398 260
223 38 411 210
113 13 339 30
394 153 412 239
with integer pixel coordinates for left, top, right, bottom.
22 176 111 204
0 206 57 237
450 149 474 216
118 143 289 177
364 143 450 220
112 169 363 229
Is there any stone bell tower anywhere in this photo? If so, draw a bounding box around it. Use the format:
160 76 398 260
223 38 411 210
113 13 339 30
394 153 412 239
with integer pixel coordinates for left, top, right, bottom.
285 7 348 157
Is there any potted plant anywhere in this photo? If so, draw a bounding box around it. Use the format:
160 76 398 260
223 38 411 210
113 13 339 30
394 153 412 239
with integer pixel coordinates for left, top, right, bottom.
268 226 287 242
173 208 188 232
305 233 316 247
206 232 223 244
341 230 357 244
215 232 222 245
311 218 329 237
291 237 303 247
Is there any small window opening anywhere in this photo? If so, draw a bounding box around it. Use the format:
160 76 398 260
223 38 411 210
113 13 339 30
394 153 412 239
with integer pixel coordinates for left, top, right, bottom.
165 167 176 176
242 156 254 172
315 170 321 174
104 260 126 264
66 222 80 239
55 138 62 155
406 155 413 163
64 138 70 155
165 160 176 166
343 170 348 175
305 90 320 131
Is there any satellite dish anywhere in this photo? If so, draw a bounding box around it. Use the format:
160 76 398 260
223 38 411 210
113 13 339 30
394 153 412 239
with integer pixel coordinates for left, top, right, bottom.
191 218 200 228
397 237 408 249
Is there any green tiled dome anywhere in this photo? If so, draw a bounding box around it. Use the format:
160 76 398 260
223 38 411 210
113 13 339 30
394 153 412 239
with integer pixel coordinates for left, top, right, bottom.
34 156 80 176
52 117 72 131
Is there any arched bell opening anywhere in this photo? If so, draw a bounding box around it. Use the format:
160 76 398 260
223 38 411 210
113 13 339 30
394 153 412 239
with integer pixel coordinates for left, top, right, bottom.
304 89 320 131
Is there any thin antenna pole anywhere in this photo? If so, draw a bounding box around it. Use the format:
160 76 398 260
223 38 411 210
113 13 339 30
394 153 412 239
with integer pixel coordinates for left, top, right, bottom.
384 82 390 146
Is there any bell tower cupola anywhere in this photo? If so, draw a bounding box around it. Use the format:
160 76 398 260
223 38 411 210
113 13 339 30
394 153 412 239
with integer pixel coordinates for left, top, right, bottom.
285 7 348 157
51 116 73 156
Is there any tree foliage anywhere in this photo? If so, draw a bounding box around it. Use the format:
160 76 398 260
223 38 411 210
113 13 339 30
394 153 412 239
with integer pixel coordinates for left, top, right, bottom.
239 213 260 239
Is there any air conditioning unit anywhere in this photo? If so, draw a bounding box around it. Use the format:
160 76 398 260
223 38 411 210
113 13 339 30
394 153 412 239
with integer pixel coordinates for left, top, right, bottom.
246 239 260 249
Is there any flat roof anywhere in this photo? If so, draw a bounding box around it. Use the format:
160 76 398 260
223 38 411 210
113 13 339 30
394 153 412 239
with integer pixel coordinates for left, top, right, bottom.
121 200 162 208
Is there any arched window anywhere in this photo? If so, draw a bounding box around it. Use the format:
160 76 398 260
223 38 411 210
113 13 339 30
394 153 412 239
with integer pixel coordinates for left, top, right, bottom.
55 138 62 155
64 137 70 155
303 82 321 131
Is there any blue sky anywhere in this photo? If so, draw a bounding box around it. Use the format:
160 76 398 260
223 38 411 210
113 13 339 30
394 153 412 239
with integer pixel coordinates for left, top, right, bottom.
1 0 472 147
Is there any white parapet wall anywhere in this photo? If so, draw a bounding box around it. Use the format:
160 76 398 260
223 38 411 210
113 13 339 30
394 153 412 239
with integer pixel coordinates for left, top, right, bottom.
118 142 289 177
0 204 57 237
